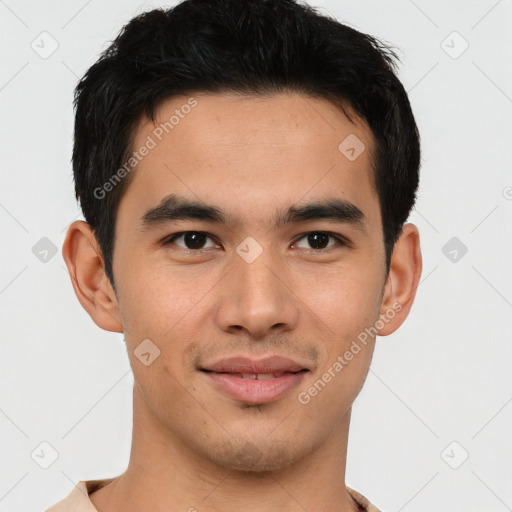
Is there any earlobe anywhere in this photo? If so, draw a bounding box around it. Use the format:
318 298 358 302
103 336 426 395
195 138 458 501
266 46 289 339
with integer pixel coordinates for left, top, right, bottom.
378 223 422 336
62 220 123 333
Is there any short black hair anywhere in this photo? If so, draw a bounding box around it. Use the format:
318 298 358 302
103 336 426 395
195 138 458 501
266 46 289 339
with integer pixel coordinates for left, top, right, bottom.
72 0 420 286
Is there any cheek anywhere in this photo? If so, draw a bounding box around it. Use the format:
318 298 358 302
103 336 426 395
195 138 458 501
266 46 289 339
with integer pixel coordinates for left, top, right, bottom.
295 272 380 418
115 254 209 336
298 262 384 335
115 264 218 390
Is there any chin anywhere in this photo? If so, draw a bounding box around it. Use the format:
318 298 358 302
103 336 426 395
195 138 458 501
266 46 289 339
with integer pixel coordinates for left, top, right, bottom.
203 437 307 473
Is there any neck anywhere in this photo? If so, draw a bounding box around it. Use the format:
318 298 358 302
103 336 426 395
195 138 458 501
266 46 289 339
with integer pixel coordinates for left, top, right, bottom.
90 384 359 512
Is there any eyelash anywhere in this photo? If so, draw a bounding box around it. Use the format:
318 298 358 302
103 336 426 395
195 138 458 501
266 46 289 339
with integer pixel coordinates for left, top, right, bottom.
162 231 350 252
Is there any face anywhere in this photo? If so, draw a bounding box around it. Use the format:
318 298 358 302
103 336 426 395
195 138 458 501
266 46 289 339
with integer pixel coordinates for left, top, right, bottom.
78 92 411 472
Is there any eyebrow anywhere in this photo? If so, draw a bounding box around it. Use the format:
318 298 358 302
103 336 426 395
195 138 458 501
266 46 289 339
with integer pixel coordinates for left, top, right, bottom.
140 193 366 231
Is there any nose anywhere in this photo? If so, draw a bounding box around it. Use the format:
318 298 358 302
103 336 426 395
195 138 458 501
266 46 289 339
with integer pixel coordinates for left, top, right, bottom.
215 249 300 340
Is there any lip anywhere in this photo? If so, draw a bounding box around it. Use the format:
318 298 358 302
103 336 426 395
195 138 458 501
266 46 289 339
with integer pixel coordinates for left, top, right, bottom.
200 356 309 404
201 355 309 374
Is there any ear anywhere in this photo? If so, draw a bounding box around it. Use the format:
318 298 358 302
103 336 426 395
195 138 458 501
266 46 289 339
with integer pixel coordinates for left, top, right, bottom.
377 223 422 336
62 220 123 333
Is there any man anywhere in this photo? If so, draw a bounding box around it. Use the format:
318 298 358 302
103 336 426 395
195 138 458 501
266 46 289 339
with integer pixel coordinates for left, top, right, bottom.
48 0 422 510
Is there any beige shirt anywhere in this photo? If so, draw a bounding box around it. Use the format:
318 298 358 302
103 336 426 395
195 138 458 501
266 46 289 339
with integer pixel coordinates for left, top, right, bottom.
45 478 382 511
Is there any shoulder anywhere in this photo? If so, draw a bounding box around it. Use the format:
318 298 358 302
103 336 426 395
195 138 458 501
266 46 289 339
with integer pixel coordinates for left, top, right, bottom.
45 478 114 512
347 486 383 512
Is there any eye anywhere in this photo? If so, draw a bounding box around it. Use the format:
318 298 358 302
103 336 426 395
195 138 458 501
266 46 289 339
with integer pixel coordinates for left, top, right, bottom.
162 230 348 252
293 231 346 251
163 231 219 250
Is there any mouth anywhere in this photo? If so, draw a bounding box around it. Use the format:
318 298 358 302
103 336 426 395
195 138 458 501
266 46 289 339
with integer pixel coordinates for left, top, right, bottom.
200 356 310 404
201 370 308 380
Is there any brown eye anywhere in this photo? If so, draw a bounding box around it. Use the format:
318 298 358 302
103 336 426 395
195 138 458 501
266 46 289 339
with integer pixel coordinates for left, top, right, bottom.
294 232 345 250
165 231 218 250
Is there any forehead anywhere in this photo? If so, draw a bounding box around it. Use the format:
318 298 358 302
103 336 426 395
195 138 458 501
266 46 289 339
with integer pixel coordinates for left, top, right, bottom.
118 91 379 228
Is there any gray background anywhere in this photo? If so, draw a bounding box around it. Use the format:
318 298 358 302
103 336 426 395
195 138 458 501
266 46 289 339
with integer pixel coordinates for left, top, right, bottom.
1 0 511 511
